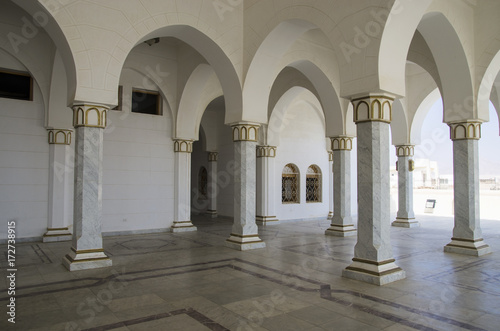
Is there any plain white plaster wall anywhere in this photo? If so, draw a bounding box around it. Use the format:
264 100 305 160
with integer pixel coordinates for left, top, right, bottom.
275 100 330 221
102 70 174 233
0 84 49 240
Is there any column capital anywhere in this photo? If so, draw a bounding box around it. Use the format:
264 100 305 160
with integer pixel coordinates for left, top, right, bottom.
208 152 218 162
351 95 393 124
47 129 73 145
395 145 414 157
72 104 109 128
328 151 333 161
330 136 353 151
231 123 259 142
448 121 481 140
256 145 276 158
174 139 193 153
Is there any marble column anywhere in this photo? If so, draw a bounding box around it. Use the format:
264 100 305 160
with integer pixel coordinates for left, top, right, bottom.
206 152 218 218
226 124 266 250
444 122 491 256
328 151 334 219
62 105 112 271
342 95 405 285
256 146 279 225
44 129 73 242
325 137 356 237
392 145 419 228
171 140 197 232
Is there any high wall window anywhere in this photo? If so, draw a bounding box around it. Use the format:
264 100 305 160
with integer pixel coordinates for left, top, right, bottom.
282 164 299 203
131 88 162 115
306 165 322 203
0 68 33 101
198 167 208 199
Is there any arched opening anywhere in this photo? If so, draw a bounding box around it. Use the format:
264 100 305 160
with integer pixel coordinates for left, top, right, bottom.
282 164 300 204
306 165 322 203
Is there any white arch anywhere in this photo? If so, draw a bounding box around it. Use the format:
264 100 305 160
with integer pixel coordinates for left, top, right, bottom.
267 87 324 147
242 19 317 124
417 12 474 122
11 0 76 106
379 0 433 97
410 88 442 144
176 64 222 140
478 50 500 123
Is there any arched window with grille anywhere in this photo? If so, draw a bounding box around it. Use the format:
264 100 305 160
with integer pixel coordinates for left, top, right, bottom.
306 165 322 203
282 164 299 203
198 167 208 199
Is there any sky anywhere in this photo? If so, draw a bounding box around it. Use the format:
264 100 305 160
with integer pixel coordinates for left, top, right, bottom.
414 100 500 177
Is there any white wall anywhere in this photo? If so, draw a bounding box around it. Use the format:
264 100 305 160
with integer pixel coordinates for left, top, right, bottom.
275 100 330 221
0 83 49 240
102 69 174 233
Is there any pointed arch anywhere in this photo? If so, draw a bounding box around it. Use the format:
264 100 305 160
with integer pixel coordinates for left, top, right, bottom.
176 64 223 140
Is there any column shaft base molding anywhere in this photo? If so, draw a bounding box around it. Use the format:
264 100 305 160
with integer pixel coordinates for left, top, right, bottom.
225 233 266 251
328 212 333 219
206 210 218 218
392 218 419 228
342 258 406 286
325 224 357 237
43 227 72 242
256 216 280 225
62 247 112 271
444 237 491 256
171 221 197 232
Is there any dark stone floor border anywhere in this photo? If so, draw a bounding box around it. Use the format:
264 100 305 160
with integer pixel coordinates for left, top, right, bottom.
81 307 229 331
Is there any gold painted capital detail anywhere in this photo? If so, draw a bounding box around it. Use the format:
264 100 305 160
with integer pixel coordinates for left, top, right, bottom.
331 136 353 151
328 151 333 162
449 121 481 140
395 145 414 157
47 129 72 145
352 95 393 124
72 104 109 129
174 140 193 153
208 152 218 162
232 124 259 142
256 146 276 158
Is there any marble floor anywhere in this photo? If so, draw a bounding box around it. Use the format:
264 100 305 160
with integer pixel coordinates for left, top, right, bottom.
1 214 500 330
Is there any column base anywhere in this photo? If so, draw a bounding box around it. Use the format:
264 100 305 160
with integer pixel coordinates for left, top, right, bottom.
171 221 197 232
328 212 333 219
62 247 112 271
444 237 491 256
342 258 406 286
325 224 357 237
392 218 419 228
225 233 266 251
206 210 218 218
256 216 280 225
43 227 72 242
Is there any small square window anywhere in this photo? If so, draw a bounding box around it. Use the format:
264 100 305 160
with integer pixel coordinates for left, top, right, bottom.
131 88 161 115
0 69 33 101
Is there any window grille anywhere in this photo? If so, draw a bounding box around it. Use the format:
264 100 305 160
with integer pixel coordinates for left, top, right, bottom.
306 165 321 203
282 164 299 203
